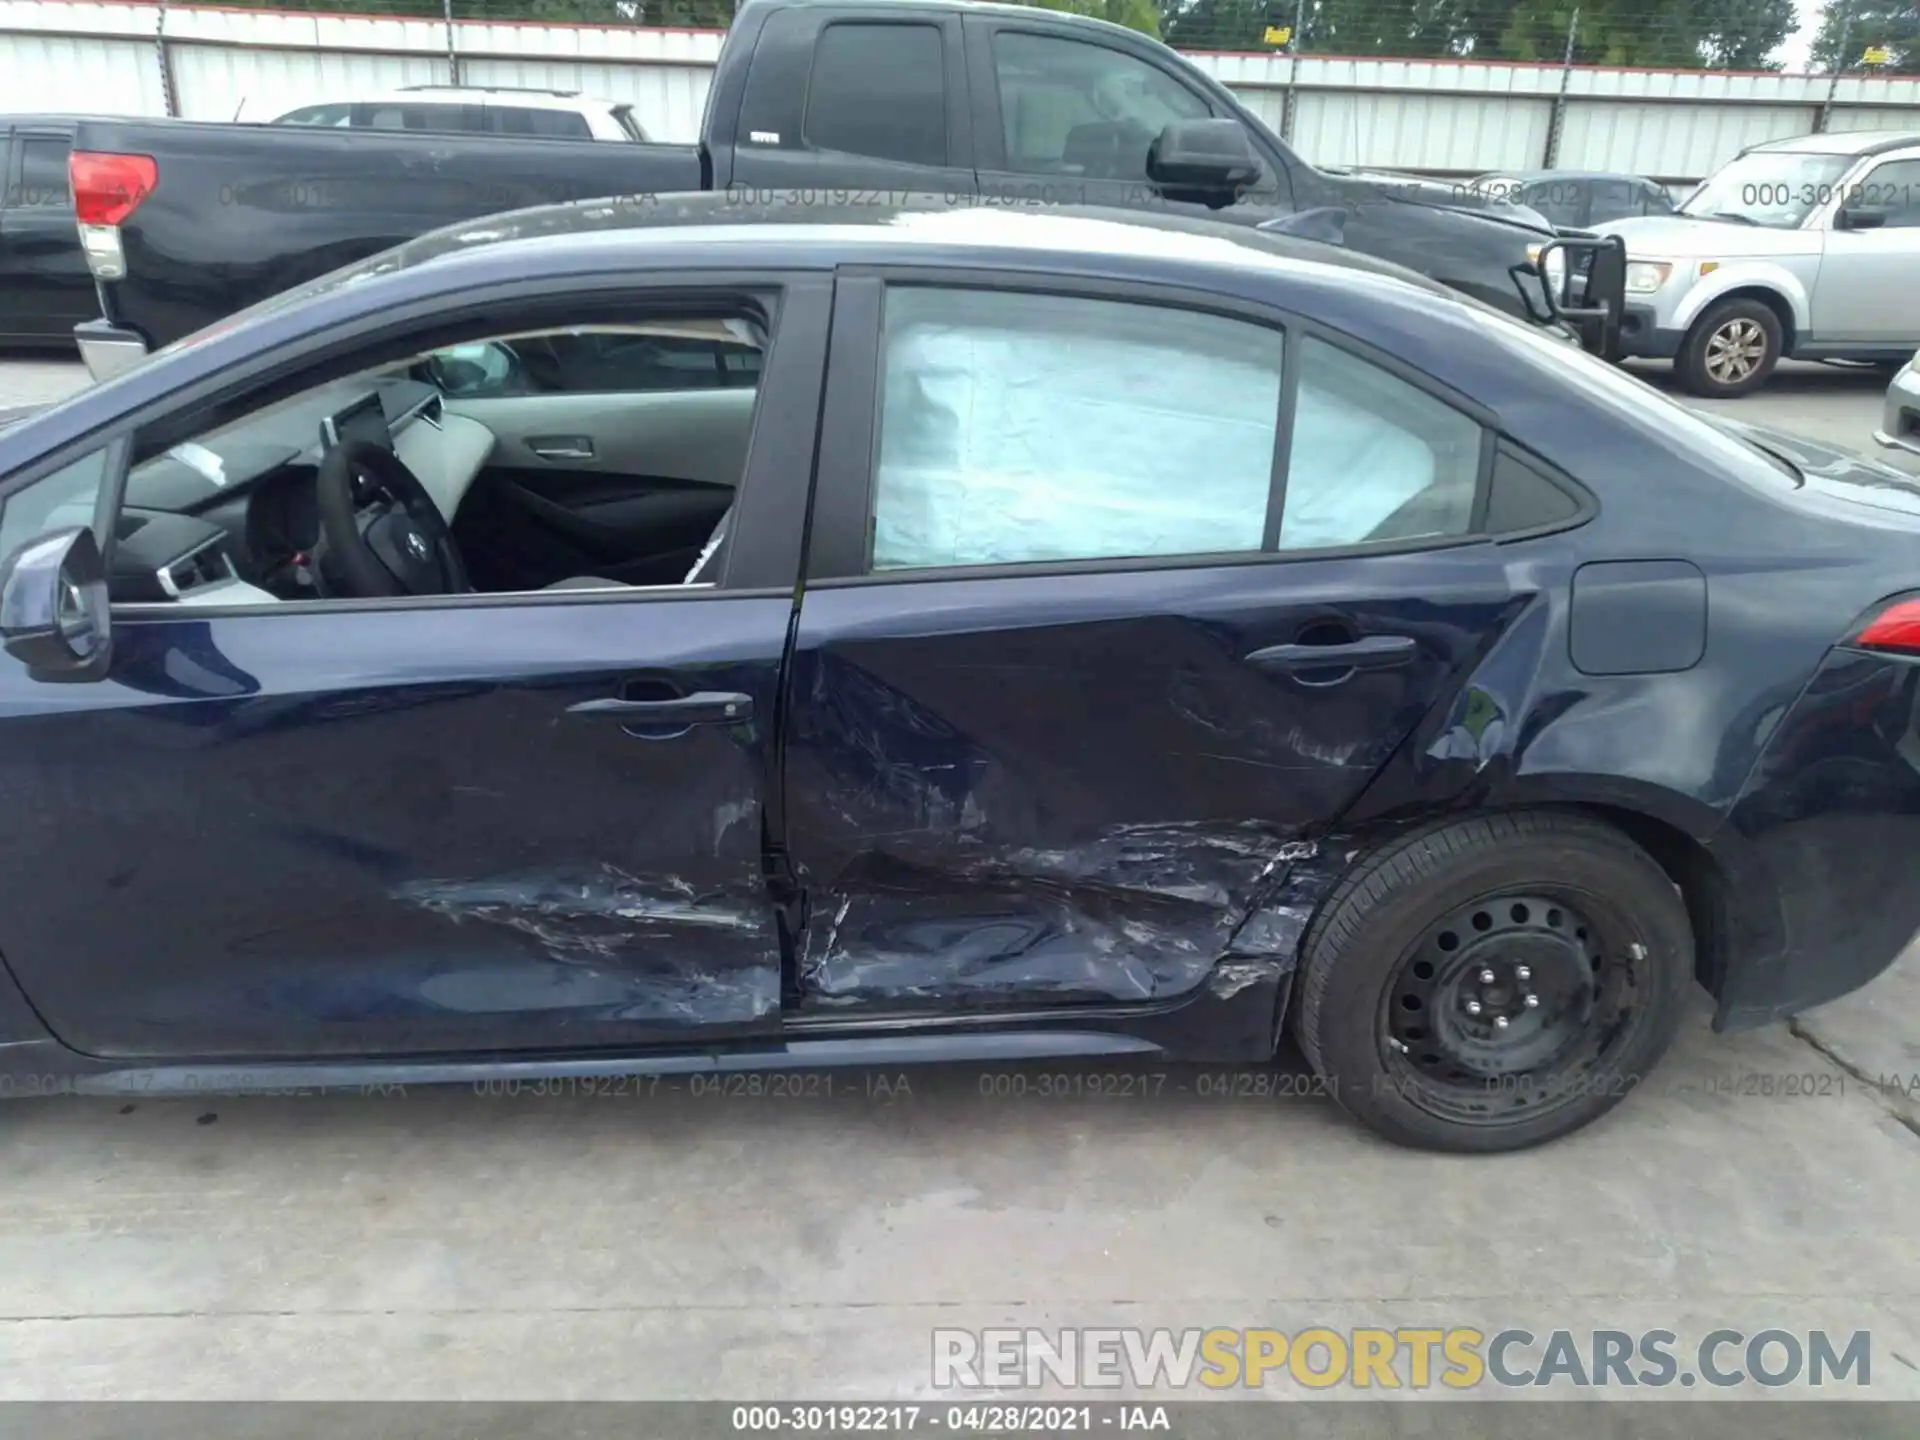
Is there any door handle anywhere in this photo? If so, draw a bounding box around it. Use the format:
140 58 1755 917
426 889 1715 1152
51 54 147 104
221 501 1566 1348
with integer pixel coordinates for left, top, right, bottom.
1245 634 1418 675
528 435 594 460
566 691 753 726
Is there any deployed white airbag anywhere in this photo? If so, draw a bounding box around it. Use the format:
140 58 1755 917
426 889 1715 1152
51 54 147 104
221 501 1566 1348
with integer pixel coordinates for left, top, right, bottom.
870 290 1456 570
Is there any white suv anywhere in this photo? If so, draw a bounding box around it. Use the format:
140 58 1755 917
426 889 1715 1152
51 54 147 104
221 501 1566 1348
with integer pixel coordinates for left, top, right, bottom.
1594 130 1920 398
234 86 650 143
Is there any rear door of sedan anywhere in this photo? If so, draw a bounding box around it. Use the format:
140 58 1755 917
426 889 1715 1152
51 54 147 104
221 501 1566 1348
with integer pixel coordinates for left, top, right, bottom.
779 266 1582 1014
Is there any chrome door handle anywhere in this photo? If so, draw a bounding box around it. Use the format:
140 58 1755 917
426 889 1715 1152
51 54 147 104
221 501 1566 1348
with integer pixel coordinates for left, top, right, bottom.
528 436 594 460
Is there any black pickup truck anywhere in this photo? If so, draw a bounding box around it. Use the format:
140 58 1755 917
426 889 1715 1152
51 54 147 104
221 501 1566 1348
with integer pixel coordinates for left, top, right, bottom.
67 0 1623 378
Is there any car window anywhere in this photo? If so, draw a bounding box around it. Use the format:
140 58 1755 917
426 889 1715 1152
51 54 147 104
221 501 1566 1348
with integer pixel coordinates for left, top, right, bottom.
426 329 763 399
1643 183 1676 215
992 32 1210 183
1279 338 1482 550
357 104 486 134
1856 158 1920 227
275 103 354 127
1589 179 1639 223
804 23 947 168
868 288 1283 571
0 448 110 567
15 137 71 210
1517 179 1588 228
492 107 594 140
611 105 649 142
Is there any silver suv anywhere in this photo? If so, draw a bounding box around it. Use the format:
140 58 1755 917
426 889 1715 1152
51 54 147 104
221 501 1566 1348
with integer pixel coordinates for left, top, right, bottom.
1594 130 1920 398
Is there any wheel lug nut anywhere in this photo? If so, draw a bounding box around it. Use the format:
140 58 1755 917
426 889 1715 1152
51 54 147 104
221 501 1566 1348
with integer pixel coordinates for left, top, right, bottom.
1515 965 1531 981
1524 993 1540 1009
1478 968 1496 984
1465 1000 1483 1015
1494 1015 1510 1029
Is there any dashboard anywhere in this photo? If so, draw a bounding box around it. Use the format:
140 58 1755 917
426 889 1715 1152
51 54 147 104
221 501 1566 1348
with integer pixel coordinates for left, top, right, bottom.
111 377 496 606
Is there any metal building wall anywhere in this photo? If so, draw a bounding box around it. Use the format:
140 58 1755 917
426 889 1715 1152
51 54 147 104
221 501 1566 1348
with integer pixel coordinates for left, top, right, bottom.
4 0 1920 179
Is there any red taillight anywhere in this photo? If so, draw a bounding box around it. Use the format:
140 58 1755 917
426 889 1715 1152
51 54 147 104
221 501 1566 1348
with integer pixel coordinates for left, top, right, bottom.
1855 599 1920 654
69 151 157 227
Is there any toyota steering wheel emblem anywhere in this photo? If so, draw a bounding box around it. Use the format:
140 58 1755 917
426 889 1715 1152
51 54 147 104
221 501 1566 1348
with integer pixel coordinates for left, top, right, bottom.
404 532 430 562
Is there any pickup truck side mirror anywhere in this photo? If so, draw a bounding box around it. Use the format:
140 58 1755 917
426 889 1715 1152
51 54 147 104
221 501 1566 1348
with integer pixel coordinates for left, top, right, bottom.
1147 119 1263 203
1836 206 1888 232
0 526 113 682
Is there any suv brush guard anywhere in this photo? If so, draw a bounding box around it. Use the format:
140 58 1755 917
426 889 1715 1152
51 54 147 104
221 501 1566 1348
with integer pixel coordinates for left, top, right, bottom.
1514 232 1627 361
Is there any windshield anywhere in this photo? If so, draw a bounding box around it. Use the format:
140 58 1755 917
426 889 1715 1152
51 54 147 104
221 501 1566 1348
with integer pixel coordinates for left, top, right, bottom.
1679 150 1854 229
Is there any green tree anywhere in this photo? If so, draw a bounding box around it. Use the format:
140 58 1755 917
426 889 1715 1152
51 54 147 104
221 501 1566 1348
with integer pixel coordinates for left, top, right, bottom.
1020 0 1163 36
1812 0 1920 71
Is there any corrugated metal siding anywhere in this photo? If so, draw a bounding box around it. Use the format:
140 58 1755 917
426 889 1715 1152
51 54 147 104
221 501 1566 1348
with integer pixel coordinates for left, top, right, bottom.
170 43 448 121
1292 91 1553 171
5 0 1920 180
1558 101 1816 177
0 30 165 114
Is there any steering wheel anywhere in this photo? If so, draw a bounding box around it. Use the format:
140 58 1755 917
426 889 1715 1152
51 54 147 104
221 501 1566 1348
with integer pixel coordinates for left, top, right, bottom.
315 439 471 598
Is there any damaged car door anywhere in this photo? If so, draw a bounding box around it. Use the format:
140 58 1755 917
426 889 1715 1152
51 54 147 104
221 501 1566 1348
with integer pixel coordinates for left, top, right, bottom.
0 281 828 1062
781 275 1522 1012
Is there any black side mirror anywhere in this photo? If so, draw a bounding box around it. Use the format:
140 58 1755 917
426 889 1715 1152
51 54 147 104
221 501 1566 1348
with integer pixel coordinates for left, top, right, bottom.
1837 206 1887 232
1147 119 1263 201
0 526 112 682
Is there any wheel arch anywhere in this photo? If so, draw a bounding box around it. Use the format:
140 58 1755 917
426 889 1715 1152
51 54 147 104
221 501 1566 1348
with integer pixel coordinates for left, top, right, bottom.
1677 281 1802 353
1299 781 1766 1008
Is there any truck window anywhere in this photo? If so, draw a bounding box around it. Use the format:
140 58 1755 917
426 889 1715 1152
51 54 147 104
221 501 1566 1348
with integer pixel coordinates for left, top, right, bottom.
804 22 947 168
16 137 71 210
990 31 1209 184
493 107 594 140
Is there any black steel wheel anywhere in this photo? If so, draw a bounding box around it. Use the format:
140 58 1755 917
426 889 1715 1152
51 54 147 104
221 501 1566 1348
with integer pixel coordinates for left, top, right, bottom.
1381 892 1644 1124
1293 811 1693 1153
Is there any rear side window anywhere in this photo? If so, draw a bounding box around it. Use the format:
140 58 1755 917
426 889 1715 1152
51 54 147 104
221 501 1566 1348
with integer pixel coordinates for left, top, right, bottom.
869 288 1283 570
1280 337 1482 550
492 107 594 140
863 288 1529 576
804 23 947 168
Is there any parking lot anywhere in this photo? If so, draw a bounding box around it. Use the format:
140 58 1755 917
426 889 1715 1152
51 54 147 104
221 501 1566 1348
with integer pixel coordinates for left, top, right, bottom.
1 351 1918 1404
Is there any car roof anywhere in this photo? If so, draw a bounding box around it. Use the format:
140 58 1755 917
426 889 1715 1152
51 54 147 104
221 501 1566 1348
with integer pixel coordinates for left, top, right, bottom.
376 191 1456 297
734 0 1154 44
1750 129 1920 157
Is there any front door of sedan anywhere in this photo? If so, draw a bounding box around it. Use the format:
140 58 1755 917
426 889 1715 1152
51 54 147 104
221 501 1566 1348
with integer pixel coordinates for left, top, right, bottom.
779 273 1530 1012
0 279 829 1062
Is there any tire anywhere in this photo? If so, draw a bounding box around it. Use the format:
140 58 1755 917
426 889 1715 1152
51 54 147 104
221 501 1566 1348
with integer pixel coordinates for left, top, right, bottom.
1293 810 1693 1153
1676 298 1782 398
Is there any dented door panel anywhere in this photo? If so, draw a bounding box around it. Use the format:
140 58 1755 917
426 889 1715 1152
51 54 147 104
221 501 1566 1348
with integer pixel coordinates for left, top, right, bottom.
782 555 1522 1010
0 598 791 1059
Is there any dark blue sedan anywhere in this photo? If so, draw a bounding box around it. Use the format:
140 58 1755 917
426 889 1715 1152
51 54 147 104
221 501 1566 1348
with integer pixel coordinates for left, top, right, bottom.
1 194 1916 1152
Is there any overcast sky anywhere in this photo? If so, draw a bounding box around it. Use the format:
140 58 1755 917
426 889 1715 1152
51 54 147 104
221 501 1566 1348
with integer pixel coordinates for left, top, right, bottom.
1779 0 1824 69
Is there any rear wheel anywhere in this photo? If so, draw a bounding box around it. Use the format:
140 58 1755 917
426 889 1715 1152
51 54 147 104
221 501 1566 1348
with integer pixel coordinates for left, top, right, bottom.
1676 298 1782 398
1294 811 1692 1153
